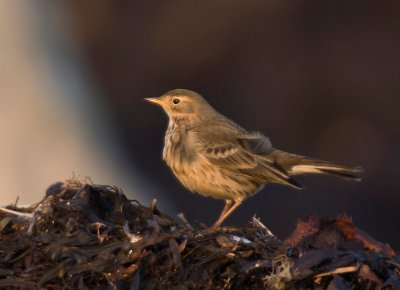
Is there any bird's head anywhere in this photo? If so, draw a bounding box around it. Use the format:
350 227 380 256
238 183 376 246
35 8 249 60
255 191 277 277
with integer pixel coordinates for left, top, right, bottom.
145 89 216 123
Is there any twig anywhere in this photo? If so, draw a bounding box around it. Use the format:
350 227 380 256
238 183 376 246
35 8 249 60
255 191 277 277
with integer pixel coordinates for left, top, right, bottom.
314 265 359 278
177 212 194 230
252 215 275 237
0 207 33 221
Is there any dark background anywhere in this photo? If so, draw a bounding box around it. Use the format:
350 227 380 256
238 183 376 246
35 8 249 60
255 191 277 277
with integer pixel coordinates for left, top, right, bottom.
65 1 400 247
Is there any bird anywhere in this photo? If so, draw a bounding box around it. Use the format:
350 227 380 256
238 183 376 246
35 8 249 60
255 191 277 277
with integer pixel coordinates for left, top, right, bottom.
145 89 363 230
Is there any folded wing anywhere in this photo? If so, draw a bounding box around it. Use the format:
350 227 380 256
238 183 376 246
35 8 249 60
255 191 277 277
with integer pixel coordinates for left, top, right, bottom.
192 122 303 189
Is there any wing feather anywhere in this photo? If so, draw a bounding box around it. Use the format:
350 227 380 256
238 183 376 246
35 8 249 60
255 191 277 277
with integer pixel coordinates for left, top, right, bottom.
191 121 302 189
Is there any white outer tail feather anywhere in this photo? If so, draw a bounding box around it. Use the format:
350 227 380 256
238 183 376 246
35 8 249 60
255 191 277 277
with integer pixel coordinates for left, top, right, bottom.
291 165 323 174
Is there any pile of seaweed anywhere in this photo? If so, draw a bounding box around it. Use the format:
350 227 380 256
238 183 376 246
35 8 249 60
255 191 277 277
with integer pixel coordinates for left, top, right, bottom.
0 179 399 289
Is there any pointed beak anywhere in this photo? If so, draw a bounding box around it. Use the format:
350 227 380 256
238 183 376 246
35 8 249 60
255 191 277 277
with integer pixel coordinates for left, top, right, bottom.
144 97 163 105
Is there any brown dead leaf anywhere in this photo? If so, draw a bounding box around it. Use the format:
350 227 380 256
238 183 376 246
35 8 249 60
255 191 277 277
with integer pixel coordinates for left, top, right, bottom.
216 234 236 248
284 215 320 246
358 263 383 287
354 228 396 258
330 214 356 240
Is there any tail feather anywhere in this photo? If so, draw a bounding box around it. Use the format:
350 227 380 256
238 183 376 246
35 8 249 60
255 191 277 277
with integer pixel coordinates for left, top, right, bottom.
318 168 362 181
290 163 363 181
271 150 364 181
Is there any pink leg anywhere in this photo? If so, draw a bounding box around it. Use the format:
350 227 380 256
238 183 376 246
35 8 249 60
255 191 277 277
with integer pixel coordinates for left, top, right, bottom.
218 200 233 220
209 200 242 231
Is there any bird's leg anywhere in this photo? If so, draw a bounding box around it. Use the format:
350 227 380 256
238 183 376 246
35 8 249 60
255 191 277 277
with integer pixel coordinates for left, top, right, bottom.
207 200 232 232
218 200 233 220
209 200 242 231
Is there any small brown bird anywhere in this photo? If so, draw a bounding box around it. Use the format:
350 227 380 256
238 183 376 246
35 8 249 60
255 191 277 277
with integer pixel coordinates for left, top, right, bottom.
146 89 363 230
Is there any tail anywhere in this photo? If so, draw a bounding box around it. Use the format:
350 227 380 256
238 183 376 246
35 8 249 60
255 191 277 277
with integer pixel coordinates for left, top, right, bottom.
271 150 364 182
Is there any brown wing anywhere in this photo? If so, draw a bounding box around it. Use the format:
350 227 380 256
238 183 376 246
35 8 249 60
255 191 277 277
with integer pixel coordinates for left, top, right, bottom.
192 120 302 189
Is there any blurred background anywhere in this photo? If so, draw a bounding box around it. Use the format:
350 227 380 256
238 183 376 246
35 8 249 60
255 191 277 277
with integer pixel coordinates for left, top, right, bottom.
1 1 399 247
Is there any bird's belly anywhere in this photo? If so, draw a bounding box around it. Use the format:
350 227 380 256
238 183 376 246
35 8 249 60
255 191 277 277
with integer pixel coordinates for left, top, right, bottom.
163 129 263 201
172 158 263 202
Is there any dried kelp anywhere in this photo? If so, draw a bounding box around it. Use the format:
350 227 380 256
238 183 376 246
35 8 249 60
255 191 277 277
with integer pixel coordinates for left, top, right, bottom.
0 179 399 289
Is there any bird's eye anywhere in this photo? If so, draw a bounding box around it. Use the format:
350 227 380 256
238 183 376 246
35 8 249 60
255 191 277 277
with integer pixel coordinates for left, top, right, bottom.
173 98 180 104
